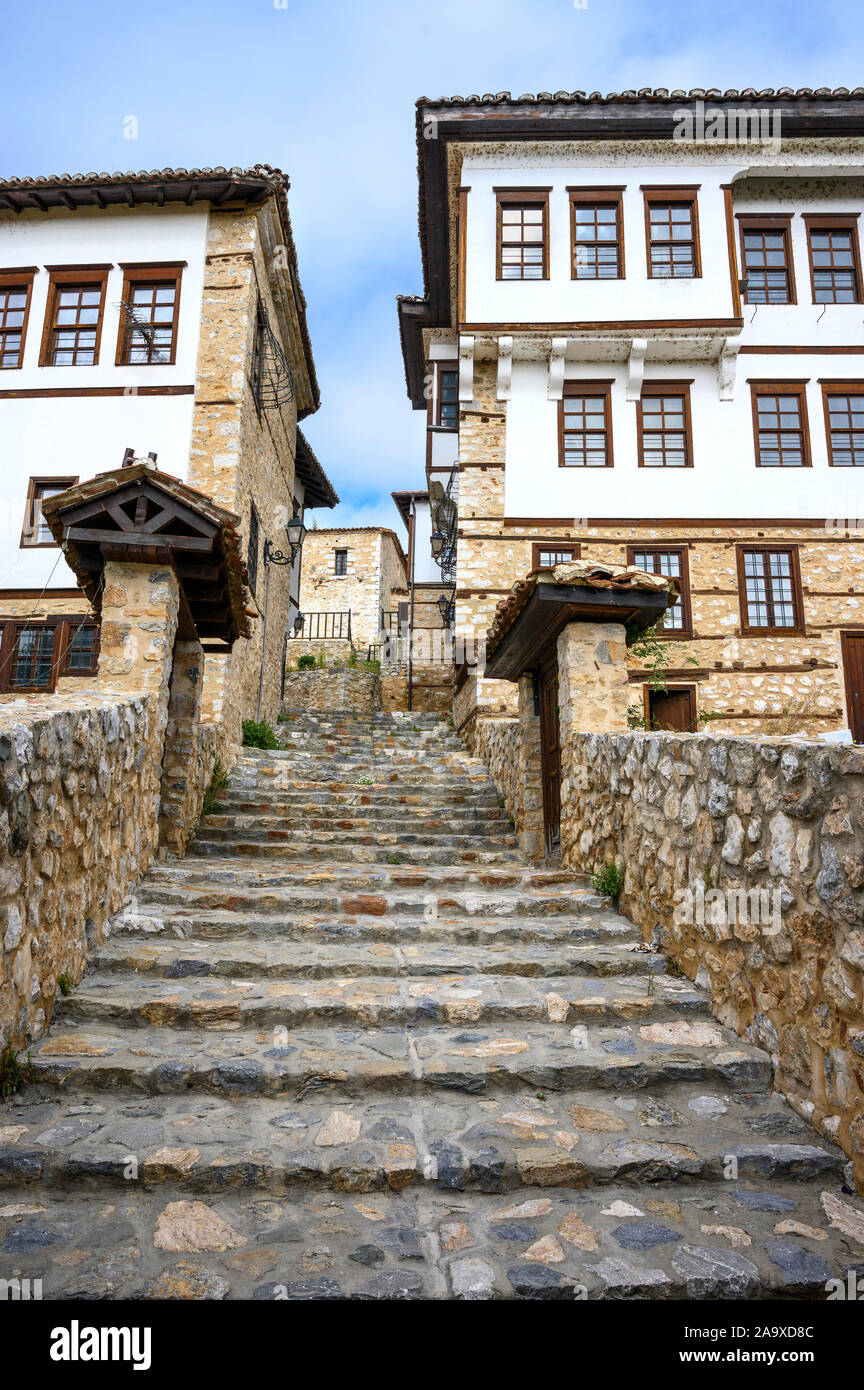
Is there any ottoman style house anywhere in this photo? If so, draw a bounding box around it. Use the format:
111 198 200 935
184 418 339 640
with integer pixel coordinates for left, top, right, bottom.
397 89 864 743
0 165 337 729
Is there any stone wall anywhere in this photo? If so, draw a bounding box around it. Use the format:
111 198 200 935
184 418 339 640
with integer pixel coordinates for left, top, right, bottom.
298 528 407 654
0 691 163 1047
281 669 381 717
563 728 864 1189
0 555 247 1047
456 673 543 856
187 204 305 736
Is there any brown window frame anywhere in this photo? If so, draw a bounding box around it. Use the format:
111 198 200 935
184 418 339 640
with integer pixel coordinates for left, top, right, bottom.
820 381 864 467
20 476 78 548
626 544 692 637
736 544 805 637
568 188 625 281
636 381 694 468
494 188 551 282
642 187 702 279
57 619 100 677
115 262 184 366
0 615 98 694
559 381 614 468
748 380 812 468
39 266 110 367
334 548 348 576
0 268 37 369
429 360 459 431
531 541 582 570
736 215 797 305
804 214 863 305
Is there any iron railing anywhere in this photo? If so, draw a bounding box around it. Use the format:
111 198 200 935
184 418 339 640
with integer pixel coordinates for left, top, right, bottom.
287 611 351 641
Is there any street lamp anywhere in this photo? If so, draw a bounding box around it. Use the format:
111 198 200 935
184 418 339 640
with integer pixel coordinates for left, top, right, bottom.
264 510 307 567
437 592 455 628
293 611 305 636
430 529 445 558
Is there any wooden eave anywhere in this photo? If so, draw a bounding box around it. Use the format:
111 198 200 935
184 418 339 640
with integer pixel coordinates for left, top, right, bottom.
483 582 671 682
41 465 252 647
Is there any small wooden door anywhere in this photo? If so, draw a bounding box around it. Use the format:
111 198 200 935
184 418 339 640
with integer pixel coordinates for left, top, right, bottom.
842 633 864 743
648 685 696 733
538 653 561 858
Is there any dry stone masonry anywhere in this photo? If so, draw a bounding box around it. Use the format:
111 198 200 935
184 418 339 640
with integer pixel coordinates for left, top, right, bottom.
561 729 864 1194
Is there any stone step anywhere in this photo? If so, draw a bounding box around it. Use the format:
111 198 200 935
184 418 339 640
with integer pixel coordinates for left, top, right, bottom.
274 732 466 751
196 822 518 846
88 936 658 983
53 964 704 1031
4 1177 857 1299
217 793 506 814
109 907 632 947
186 841 525 866
201 811 515 835
136 881 605 920
232 771 495 791
142 861 594 896
237 751 487 771
23 1019 773 1098
0 1082 843 1200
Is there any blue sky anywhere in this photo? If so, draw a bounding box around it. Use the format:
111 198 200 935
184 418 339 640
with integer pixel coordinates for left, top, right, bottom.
3 0 863 536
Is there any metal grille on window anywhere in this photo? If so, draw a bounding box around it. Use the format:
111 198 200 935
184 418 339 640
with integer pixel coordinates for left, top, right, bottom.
430 466 458 586
250 304 296 410
247 504 259 596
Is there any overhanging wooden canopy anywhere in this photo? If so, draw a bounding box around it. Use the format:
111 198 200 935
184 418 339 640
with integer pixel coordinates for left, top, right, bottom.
41 464 252 650
483 581 673 682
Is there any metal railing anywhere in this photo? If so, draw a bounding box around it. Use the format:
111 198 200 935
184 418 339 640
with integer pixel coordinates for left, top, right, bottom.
288 611 351 641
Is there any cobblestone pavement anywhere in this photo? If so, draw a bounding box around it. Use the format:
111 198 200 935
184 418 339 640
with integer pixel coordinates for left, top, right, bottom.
2 711 863 1299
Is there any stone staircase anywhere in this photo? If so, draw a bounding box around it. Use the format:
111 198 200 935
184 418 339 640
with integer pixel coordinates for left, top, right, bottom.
2 710 863 1301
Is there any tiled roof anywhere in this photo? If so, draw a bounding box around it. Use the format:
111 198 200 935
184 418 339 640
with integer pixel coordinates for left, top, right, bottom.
417 87 864 104
486 559 678 660
0 165 321 418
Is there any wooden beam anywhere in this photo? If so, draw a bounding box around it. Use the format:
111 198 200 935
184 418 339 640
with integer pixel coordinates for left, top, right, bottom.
65 527 213 552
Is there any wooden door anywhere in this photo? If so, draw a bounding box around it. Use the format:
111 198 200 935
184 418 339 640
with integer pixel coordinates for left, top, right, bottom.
538 653 561 858
842 633 864 743
648 685 696 733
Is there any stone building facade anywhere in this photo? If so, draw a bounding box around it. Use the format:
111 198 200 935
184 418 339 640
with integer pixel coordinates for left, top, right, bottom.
398 91 864 746
292 526 407 660
0 166 337 734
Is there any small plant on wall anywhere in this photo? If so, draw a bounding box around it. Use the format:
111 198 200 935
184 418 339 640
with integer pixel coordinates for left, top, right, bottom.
242 719 281 749
592 862 625 902
201 759 231 815
296 653 317 670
